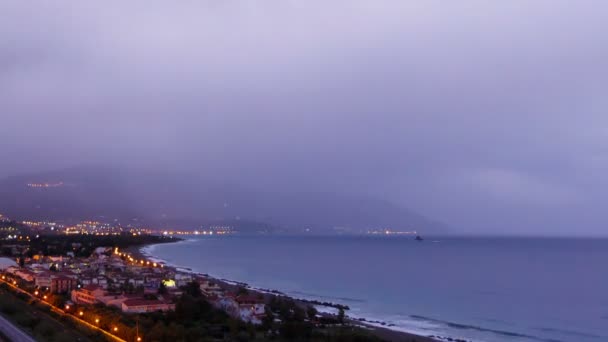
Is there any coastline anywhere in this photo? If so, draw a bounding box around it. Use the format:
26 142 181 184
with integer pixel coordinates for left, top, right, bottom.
130 240 451 342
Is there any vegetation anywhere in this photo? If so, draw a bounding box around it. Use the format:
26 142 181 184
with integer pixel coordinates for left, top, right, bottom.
0 233 177 258
0 286 97 342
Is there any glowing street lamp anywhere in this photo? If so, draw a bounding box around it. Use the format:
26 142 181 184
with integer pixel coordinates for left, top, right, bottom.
79 311 84 316
137 337 142 342
95 318 100 324
113 327 118 332
34 290 39 295
65 304 70 310
43 295 48 300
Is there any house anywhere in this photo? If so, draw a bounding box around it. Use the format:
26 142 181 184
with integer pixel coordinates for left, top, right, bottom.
215 295 265 324
200 280 224 297
79 277 93 286
235 295 266 324
14 269 35 282
174 273 193 287
71 285 105 305
35 272 53 288
121 299 175 313
127 278 145 287
51 276 77 294
5 266 18 275
96 276 108 289
97 294 130 308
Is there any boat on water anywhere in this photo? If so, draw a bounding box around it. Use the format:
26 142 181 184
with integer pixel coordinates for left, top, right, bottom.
415 235 423 241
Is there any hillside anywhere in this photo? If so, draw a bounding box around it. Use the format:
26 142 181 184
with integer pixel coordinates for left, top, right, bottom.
0 166 447 234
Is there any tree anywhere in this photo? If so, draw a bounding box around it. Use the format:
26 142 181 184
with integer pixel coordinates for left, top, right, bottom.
158 282 167 295
306 306 317 321
262 306 274 330
293 305 306 322
175 295 201 321
337 307 345 324
184 281 202 297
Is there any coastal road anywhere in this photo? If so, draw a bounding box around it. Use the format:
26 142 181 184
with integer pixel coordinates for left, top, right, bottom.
0 279 125 342
0 313 36 342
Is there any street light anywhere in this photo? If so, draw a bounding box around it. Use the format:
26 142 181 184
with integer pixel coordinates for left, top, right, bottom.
43 295 47 300
65 304 70 310
137 337 141 341
34 290 39 295
79 311 84 316
113 327 118 332
95 318 99 324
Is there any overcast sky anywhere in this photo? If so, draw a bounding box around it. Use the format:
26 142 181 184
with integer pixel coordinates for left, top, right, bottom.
1 1 607 235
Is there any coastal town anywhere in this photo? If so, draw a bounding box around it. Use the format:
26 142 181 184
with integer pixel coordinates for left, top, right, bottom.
1 245 267 323
0 214 441 342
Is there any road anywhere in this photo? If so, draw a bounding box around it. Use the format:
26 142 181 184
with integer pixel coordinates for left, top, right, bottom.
0 278 125 342
0 313 36 342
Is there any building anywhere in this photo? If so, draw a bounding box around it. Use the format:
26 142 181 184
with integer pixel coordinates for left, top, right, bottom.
51 276 77 294
200 280 224 297
35 272 53 289
235 295 266 324
121 299 175 313
71 285 105 305
215 295 266 324
14 269 35 282
174 273 193 287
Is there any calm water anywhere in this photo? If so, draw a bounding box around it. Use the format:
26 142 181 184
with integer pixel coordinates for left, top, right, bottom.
143 236 608 342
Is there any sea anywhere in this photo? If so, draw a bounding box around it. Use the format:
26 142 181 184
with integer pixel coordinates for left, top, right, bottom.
142 235 608 342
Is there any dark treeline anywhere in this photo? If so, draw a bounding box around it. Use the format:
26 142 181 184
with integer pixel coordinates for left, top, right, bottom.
1 233 177 258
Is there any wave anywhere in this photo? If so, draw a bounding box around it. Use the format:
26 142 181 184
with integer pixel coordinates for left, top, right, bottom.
535 327 605 339
411 315 564 342
288 291 366 303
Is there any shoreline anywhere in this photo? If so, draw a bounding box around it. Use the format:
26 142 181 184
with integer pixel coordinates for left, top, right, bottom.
129 240 455 342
